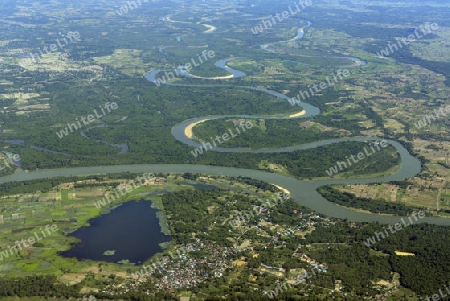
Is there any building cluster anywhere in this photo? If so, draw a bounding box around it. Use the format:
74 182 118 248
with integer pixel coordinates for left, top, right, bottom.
96 241 240 296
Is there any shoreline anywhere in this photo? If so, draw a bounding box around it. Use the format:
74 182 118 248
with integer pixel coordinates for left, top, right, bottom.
184 119 207 139
271 184 290 196
288 110 306 118
151 200 172 237
183 72 234 80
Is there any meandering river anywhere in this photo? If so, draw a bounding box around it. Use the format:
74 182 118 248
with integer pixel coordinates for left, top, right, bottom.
0 162 448 226
141 20 450 225
2 20 448 227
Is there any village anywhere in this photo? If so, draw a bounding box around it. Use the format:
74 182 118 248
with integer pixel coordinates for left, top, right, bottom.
92 197 335 297
95 241 240 296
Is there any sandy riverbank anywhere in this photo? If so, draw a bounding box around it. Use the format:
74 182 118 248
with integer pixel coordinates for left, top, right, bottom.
272 184 290 196
288 110 306 118
187 73 234 80
202 24 217 33
184 120 207 139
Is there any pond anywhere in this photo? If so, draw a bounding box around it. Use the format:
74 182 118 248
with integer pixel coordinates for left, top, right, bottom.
59 200 171 264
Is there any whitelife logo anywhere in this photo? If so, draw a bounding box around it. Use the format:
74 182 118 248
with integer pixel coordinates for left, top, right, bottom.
24 32 81 65
376 22 438 58
131 243 195 279
153 50 215 86
422 284 450 301
250 0 312 35
264 263 327 299
0 154 20 171
288 69 350 106
116 0 149 16
93 173 155 209
0 224 58 261
228 192 289 228
56 102 118 139
325 140 388 177
363 211 425 247
414 104 450 130
190 121 254 158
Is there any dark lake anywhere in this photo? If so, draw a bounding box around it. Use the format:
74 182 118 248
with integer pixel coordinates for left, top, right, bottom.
60 200 171 264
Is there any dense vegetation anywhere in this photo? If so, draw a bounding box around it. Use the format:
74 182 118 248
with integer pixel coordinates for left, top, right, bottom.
305 222 450 297
0 275 79 298
318 185 428 216
0 172 163 197
0 0 401 176
193 118 346 149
